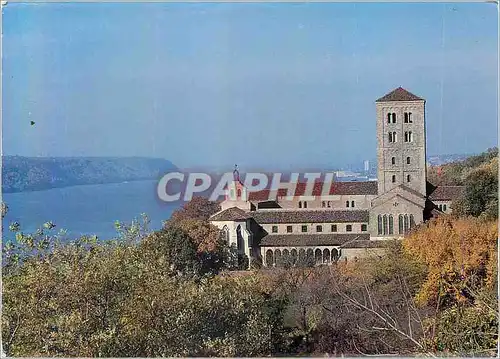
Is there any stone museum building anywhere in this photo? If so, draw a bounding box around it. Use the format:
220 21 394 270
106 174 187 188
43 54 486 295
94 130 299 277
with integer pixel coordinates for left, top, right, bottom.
209 87 464 267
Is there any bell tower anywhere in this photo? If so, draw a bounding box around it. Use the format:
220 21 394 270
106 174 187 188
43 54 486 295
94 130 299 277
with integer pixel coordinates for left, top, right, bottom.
375 87 427 196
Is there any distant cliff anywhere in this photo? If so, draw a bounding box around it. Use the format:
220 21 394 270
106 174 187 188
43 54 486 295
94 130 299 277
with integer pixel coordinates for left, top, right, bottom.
2 156 177 193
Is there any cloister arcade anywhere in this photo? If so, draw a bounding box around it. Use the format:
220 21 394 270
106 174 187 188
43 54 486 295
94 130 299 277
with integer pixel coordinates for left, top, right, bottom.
262 246 341 267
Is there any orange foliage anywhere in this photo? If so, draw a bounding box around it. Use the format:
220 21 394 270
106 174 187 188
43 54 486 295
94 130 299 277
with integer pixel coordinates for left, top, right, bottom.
403 216 497 306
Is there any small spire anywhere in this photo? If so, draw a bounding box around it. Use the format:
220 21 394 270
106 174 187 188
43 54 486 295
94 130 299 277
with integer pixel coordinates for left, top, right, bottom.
233 164 240 182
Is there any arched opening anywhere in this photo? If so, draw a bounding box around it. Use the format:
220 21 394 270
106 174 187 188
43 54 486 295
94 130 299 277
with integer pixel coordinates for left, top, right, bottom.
237 189 241 197
221 225 230 243
392 175 396 183
331 248 340 262
306 249 314 266
407 174 411 182
299 201 302 208
393 132 397 142
236 225 243 252
409 214 415 229
304 201 308 208
322 201 326 208
275 249 282 267
377 214 382 235
404 214 409 233
392 157 396 165
299 249 306 266
265 250 274 267
388 132 393 142
315 249 322 264
282 249 290 267
388 215 394 235
406 156 411 164
323 249 331 264
291 249 298 266
383 214 388 235
387 113 391 123
351 200 355 207
392 113 396 123
399 214 404 234
346 200 350 208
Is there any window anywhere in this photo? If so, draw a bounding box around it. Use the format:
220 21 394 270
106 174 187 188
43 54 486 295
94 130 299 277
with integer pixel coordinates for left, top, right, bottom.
392 175 396 183
388 132 393 142
327 201 331 208
331 224 338 232
377 215 383 235
399 214 404 234
351 201 355 207
406 156 411 164
404 131 409 142
409 214 415 229
299 201 302 208
438 204 442 210
316 225 323 232
286 225 293 233
322 201 325 208
388 215 394 235
406 131 413 142
393 132 397 142
272 225 278 233
404 214 409 233
408 112 413 123
407 174 411 182
304 201 308 208
387 113 391 123
361 224 367 232
391 113 396 123
237 189 241 197
383 214 388 235
346 200 350 208
346 224 352 232
301 225 308 233
443 204 447 211
391 157 396 165
404 112 408 123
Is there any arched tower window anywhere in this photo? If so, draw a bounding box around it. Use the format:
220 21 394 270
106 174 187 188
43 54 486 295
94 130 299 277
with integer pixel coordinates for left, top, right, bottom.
391 113 396 123
404 131 409 142
387 113 391 123
383 214 388 235
393 132 397 142
351 201 355 207
409 131 413 142
398 214 404 234
392 175 396 183
407 174 411 182
391 157 396 165
406 156 411 164
388 215 394 235
346 200 350 208
388 132 393 142
377 215 382 235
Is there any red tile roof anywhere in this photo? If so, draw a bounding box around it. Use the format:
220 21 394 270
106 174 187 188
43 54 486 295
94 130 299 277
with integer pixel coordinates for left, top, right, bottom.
248 181 378 201
376 87 424 102
428 186 465 201
250 209 369 224
209 207 251 221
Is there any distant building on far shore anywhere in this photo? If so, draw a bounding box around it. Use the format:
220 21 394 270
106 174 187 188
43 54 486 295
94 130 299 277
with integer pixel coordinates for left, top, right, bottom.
364 160 370 172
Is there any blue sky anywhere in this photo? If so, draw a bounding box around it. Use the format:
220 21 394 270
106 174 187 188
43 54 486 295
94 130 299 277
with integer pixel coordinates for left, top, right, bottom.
2 2 498 170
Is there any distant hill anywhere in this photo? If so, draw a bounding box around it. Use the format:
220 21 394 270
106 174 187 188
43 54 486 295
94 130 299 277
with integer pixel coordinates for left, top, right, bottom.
2 156 177 193
426 153 473 166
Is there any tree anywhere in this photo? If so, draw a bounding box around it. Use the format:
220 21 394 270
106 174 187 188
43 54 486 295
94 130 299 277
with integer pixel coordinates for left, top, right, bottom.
167 196 221 224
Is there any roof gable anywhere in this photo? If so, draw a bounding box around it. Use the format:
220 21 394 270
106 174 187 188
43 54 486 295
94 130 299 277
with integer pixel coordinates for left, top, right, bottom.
376 87 424 102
